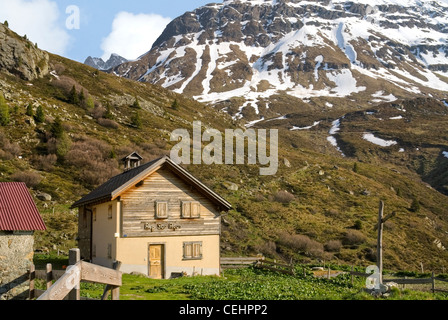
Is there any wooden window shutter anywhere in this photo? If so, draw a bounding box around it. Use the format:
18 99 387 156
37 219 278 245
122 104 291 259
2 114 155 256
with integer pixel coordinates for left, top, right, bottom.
156 202 168 219
182 202 200 219
193 242 202 258
184 243 192 259
182 202 191 218
191 202 200 218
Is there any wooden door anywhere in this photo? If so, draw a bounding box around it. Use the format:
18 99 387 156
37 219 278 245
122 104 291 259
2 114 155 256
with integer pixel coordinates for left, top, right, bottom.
149 245 163 279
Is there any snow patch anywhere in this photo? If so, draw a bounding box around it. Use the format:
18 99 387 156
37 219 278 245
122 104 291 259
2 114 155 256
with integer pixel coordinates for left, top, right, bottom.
363 133 397 147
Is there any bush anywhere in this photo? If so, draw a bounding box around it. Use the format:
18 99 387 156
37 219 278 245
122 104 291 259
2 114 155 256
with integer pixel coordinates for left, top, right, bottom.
11 171 42 188
342 230 367 246
97 118 119 129
277 232 324 258
0 92 10 126
324 240 342 252
64 136 120 187
273 190 295 204
31 154 58 171
410 197 420 213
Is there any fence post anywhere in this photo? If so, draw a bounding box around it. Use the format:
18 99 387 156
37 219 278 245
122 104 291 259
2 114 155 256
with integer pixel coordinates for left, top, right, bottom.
68 248 81 301
432 272 435 293
351 266 354 286
29 264 35 300
46 263 53 290
101 261 122 301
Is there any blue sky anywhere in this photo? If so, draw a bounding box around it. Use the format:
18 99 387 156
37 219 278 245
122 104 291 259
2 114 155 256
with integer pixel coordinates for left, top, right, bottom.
0 0 212 62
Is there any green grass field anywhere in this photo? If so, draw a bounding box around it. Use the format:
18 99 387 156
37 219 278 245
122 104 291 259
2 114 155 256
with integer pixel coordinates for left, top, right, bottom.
32 254 448 301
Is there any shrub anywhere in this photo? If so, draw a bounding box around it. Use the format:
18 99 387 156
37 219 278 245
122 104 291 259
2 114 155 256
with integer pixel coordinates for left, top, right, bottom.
324 240 342 252
35 106 45 123
277 232 324 258
64 136 120 187
0 92 10 126
31 154 58 171
273 190 295 204
342 230 367 246
11 171 42 188
410 197 420 213
97 118 119 129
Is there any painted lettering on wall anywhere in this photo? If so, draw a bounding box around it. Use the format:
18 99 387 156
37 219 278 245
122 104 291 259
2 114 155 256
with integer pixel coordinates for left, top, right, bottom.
143 223 182 232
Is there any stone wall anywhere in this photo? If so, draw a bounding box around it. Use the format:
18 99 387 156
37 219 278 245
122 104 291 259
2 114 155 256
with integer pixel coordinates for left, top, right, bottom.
0 231 35 300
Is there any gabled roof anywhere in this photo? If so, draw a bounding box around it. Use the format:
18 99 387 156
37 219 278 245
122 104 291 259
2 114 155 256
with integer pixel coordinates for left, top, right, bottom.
72 156 232 210
0 182 46 231
121 151 143 161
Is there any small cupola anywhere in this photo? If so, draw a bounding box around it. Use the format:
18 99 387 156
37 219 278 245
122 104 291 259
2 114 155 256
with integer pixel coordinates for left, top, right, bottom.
122 152 143 171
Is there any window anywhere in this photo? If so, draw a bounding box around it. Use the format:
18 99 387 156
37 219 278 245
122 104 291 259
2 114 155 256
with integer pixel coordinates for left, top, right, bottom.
108 205 113 220
107 244 112 259
155 201 168 219
183 242 202 260
181 201 200 219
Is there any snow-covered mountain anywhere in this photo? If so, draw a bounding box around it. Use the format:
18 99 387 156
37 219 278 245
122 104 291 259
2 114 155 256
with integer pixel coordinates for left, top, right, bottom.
111 0 448 122
85 53 128 71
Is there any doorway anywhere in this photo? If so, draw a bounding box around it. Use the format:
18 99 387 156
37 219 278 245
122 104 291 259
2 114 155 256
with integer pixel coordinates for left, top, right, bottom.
148 244 164 279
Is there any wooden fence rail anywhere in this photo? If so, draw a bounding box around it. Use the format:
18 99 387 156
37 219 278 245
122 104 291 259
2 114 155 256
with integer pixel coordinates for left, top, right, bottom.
349 269 448 293
220 256 295 275
30 248 122 300
221 257 262 269
255 259 295 276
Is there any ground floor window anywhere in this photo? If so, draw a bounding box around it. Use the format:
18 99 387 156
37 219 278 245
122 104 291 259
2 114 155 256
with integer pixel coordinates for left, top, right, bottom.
183 242 202 260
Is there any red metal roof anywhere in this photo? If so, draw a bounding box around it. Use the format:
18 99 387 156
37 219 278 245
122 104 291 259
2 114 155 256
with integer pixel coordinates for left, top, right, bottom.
0 182 46 231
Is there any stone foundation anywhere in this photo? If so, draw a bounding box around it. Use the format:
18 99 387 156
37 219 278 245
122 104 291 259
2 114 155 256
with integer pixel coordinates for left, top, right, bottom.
0 232 34 300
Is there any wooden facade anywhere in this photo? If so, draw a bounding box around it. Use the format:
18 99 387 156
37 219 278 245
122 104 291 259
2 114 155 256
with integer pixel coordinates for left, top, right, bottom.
73 156 231 279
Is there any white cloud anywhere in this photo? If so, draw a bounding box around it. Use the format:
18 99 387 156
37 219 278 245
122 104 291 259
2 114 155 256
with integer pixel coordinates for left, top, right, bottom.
0 0 70 55
101 12 171 61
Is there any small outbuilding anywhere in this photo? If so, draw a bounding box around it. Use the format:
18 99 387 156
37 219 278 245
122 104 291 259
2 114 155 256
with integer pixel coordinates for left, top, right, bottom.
72 155 232 279
0 182 46 300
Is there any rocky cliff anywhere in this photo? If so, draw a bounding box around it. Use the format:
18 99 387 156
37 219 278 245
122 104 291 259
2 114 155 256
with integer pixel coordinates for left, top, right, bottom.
0 23 49 81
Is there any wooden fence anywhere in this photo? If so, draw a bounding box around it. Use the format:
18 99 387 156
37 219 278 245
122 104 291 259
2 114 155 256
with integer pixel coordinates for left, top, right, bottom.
221 256 295 276
29 248 122 300
349 268 448 293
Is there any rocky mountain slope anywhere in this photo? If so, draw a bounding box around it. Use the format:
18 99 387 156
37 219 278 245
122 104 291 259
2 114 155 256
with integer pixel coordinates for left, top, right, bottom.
112 0 448 123
85 53 128 71
1 22 448 272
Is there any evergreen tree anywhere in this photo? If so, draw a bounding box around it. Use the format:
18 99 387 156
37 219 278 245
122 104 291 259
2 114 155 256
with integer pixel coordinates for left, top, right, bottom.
105 102 114 120
78 90 85 105
410 197 421 213
35 105 45 123
26 104 34 117
4 21 8 27
171 99 179 110
0 92 10 126
131 111 142 129
51 116 64 139
132 97 141 109
69 85 79 105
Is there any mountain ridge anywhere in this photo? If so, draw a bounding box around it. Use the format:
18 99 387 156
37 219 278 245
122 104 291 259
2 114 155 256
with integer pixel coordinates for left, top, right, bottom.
111 0 448 123
84 53 128 71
